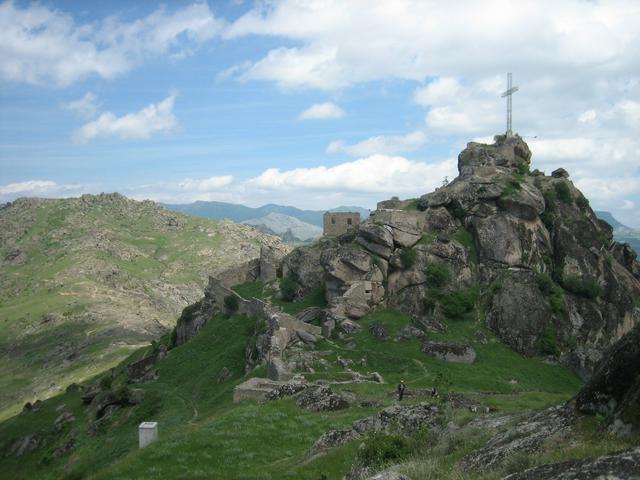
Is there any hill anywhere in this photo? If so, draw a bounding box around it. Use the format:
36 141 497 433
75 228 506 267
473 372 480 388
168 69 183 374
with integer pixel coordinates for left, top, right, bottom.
0 193 287 420
595 210 640 254
2 138 639 479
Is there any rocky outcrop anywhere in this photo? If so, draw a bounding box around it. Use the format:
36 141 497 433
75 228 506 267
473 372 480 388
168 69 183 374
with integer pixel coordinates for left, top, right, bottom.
311 403 440 454
575 322 640 437
503 447 640 480
421 340 476 363
460 405 577 472
295 386 354 411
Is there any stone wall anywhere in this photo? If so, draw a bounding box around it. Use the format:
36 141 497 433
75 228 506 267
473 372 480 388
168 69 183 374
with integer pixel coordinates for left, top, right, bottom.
323 212 361 236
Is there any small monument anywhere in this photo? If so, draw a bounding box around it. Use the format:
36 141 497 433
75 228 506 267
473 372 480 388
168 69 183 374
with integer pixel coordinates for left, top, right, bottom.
323 211 360 236
139 421 158 448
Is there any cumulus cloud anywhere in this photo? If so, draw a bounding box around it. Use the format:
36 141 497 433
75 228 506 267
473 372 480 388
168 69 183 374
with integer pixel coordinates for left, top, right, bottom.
225 0 640 90
0 2 222 86
177 176 233 191
298 102 345 120
328 131 426 156
0 180 85 200
246 154 455 195
62 92 100 118
73 95 177 143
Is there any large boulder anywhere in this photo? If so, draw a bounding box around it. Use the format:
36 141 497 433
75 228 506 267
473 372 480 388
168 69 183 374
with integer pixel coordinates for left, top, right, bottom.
356 222 395 259
503 447 640 480
575 322 640 437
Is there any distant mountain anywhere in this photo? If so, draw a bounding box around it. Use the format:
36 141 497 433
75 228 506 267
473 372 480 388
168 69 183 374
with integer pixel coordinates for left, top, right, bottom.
163 201 370 228
242 212 323 242
595 211 640 254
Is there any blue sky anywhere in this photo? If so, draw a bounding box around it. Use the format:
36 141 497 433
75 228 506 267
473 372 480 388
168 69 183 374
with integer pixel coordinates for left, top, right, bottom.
1 0 639 227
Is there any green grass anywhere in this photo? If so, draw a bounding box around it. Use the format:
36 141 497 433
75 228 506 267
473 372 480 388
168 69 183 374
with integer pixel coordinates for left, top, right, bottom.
0 197 272 418
233 280 327 316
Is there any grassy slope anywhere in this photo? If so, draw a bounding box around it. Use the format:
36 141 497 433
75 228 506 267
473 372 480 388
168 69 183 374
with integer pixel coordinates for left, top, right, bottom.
1 283 633 480
0 196 281 420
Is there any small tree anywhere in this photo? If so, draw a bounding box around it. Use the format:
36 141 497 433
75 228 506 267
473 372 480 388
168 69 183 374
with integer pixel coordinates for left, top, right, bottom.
223 294 239 314
279 274 297 302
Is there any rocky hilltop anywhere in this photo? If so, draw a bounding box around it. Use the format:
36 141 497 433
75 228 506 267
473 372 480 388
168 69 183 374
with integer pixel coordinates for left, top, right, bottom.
279 135 640 378
0 193 288 418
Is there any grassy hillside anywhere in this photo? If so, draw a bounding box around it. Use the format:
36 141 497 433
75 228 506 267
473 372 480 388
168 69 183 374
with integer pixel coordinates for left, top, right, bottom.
0 194 286 420
6 284 633 480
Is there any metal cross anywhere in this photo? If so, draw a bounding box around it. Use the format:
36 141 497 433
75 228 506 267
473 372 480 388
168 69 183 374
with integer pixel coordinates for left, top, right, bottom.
501 72 519 137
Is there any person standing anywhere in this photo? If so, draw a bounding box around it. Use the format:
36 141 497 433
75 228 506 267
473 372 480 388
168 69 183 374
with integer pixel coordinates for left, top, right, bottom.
398 380 406 401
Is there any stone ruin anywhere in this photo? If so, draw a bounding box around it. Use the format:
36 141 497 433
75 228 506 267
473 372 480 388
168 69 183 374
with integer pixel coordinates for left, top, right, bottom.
323 211 361 236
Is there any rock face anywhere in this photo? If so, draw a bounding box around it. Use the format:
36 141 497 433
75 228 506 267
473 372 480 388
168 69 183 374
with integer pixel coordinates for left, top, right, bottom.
575 322 640 437
460 404 577 472
503 447 640 480
278 135 640 377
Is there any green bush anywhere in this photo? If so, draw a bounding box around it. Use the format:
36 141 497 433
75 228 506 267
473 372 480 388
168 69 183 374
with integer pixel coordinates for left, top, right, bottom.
425 263 450 288
576 195 590 211
561 274 603 299
357 433 411 469
501 178 522 197
279 274 297 302
440 288 477 319
540 211 555 231
169 328 178 349
399 247 417 269
554 181 572 203
536 273 554 295
538 321 559 356
516 161 530 176
223 294 239 314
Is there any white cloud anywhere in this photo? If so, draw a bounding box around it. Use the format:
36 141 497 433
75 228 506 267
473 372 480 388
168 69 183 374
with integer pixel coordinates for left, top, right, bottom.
246 154 455 194
0 180 85 200
225 1 640 90
328 131 426 156
177 176 233 191
73 95 177 143
0 2 222 86
298 102 345 120
0 180 57 195
62 92 100 118
622 199 635 210
578 109 597 124
415 77 461 106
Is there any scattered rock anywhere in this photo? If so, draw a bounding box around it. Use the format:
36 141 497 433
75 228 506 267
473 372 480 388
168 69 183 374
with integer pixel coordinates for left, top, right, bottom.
421 341 476 364
340 319 363 335
503 447 640 480
295 386 353 411
368 323 388 340
9 434 41 457
54 412 75 432
460 405 577 472
352 403 440 435
397 325 425 340
53 437 76 458
312 428 362 452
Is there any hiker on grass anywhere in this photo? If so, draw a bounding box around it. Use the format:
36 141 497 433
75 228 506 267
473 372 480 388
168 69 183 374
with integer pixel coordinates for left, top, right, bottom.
398 380 406 401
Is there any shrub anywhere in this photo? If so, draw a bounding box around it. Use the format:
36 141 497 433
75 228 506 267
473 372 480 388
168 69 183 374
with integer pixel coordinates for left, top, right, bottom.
535 273 554 295
543 189 557 212
440 288 477 319
516 161 530 176
279 274 297 302
554 181 572 203
540 211 555 231
576 195 590 211
223 294 239 314
169 328 178 349
399 247 417 269
425 263 450 288
561 274 603 299
538 321 559 356
501 178 522 197
357 433 411 469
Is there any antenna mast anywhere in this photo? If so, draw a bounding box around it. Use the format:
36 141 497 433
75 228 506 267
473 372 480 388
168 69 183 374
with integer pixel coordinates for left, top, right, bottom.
501 72 519 137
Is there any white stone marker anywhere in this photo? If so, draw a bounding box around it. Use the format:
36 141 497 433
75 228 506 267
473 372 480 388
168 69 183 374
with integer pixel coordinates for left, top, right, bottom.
139 421 158 448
